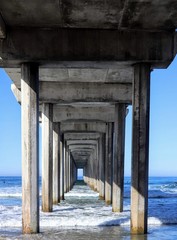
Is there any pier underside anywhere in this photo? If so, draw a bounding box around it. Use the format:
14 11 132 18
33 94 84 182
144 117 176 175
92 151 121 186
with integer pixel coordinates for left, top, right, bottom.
0 0 177 235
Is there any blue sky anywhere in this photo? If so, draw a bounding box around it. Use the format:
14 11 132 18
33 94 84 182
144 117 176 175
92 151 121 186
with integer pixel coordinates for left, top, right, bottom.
0 58 177 176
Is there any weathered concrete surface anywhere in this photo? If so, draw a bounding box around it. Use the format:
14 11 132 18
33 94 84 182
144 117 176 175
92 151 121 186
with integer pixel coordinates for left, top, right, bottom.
0 1 177 31
69 145 96 151
39 82 132 103
61 122 106 133
53 105 116 122
1 0 177 236
105 123 113 205
64 132 100 140
53 122 60 204
60 136 65 200
42 103 53 212
131 64 150 234
6 67 133 88
67 140 98 146
119 1 177 30
21 63 39 233
112 104 126 212
9 87 117 122
0 14 6 38
0 29 175 68
99 134 105 200
11 83 21 104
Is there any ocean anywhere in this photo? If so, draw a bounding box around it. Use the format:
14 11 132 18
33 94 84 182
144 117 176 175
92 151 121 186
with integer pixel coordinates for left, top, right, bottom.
0 176 177 239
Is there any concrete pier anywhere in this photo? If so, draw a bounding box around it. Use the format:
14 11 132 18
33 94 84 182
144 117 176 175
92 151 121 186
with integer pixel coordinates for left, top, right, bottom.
99 134 105 200
60 135 65 200
105 123 113 205
1 1 177 236
112 104 126 212
42 103 53 212
21 63 39 233
53 122 60 204
131 64 151 234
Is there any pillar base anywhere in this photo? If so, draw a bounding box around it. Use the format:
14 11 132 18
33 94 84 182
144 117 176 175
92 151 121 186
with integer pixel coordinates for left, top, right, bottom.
105 200 111 205
99 196 105 200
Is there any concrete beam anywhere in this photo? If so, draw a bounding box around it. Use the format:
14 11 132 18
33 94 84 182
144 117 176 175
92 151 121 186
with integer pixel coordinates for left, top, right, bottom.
0 29 175 68
6 66 133 89
64 132 100 140
54 105 116 122
0 14 6 38
40 82 132 103
61 122 106 133
11 82 131 104
67 140 98 146
69 145 96 150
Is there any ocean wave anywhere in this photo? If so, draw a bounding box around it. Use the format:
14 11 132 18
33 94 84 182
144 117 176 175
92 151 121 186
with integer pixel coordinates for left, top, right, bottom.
0 193 22 198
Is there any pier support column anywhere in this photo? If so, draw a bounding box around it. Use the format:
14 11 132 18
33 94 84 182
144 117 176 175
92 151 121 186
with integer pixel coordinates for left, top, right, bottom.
105 123 113 204
53 122 60 204
60 135 65 200
99 134 105 200
21 63 39 234
131 64 151 234
112 104 126 212
42 103 53 212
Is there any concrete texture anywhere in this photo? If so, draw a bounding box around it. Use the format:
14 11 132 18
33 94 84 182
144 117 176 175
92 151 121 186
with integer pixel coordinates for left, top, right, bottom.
0 29 175 67
1 0 177 236
0 1 177 30
21 63 39 233
42 103 53 212
131 64 150 234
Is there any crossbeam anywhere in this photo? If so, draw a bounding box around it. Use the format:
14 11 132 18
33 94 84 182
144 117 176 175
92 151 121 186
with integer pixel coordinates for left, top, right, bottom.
0 29 175 68
40 82 132 103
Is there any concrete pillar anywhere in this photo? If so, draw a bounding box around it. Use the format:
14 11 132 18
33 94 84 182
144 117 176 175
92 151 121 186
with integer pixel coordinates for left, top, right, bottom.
112 104 126 212
65 145 69 192
131 64 150 234
96 142 100 192
42 103 53 212
105 122 113 204
93 150 97 191
70 155 73 190
99 134 105 200
53 122 60 204
68 150 71 191
60 135 65 200
64 141 66 193
21 63 39 233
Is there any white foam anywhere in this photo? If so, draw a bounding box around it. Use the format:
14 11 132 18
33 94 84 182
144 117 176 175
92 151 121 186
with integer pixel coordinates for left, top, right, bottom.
1 183 177 229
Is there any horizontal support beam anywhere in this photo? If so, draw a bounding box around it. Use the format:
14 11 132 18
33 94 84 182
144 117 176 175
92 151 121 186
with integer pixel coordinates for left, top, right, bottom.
67 140 98 145
0 14 6 38
0 28 175 68
12 82 131 104
61 122 106 133
40 82 132 103
64 132 100 140
5 67 133 88
54 105 116 122
69 145 96 150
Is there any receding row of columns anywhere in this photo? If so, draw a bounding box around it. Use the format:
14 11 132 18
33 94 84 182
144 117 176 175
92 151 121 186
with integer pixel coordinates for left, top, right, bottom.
21 62 150 235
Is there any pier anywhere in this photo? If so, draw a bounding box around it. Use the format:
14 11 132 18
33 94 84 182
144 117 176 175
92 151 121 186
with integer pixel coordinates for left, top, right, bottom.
0 0 177 235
